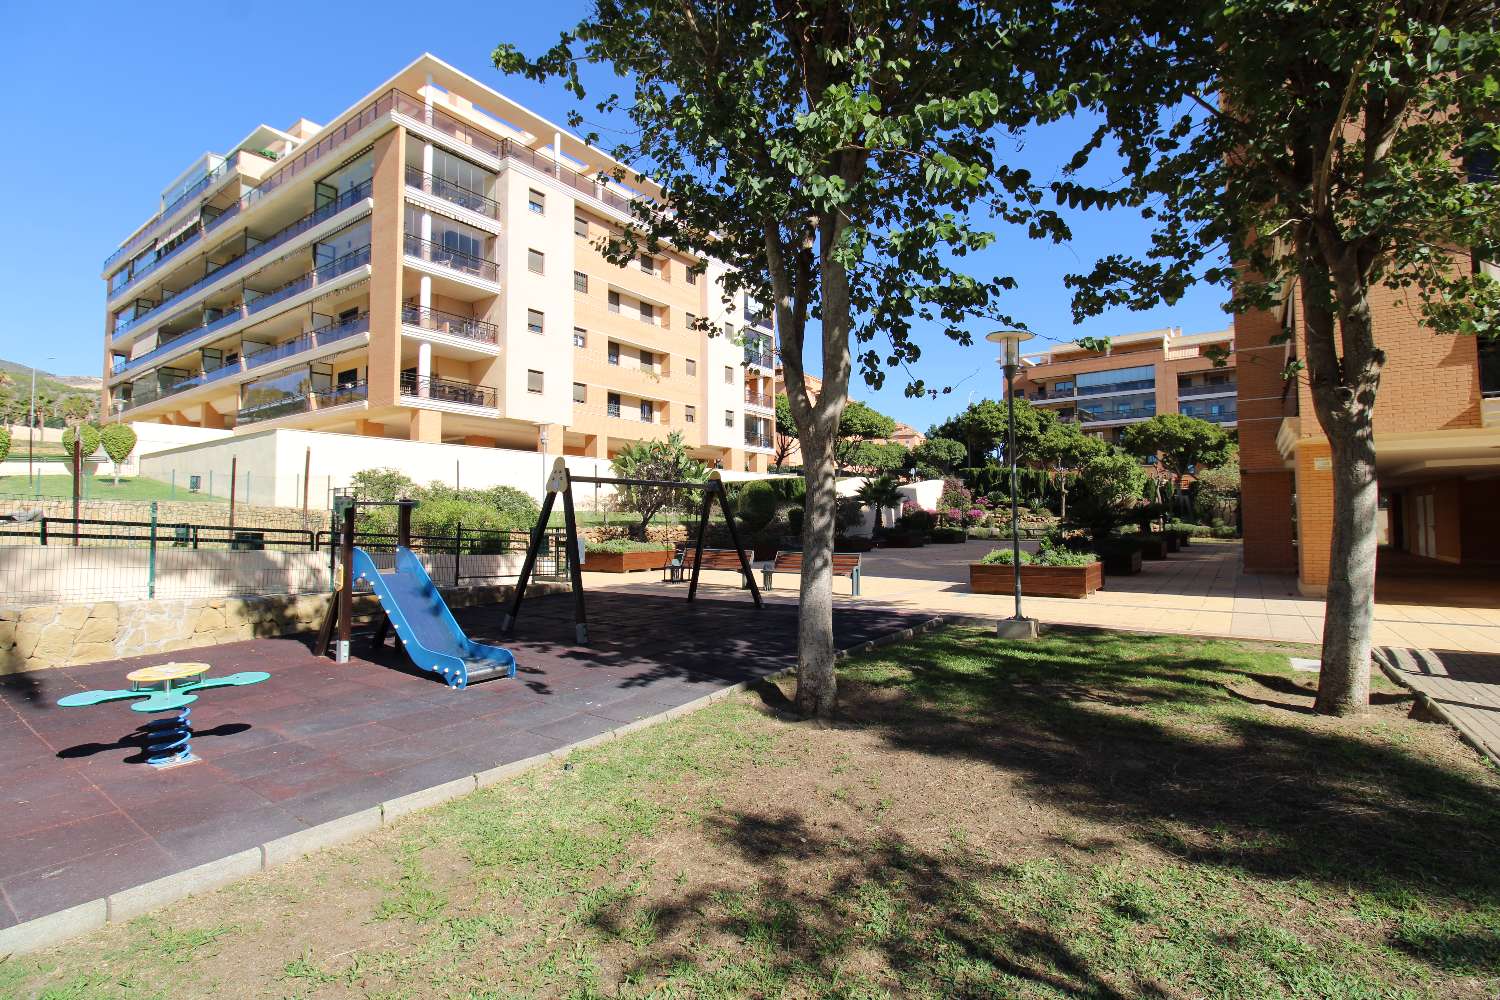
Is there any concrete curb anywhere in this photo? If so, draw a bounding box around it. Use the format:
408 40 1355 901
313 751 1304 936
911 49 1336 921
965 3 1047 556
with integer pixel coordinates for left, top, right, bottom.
0 616 947 958
1374 647 1500 767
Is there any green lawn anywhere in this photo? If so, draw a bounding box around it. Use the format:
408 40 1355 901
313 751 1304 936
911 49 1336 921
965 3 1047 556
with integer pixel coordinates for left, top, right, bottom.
6 628 1498 998
0 475 218 504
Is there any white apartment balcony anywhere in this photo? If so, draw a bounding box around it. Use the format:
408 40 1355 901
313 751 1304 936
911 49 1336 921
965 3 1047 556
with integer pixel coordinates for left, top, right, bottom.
111 245 372 381
744 388 775 411
402 233 500 296
743 344 775 370
110 184 374 349
404 166 502 236
400 305 500 359
236 381 369 428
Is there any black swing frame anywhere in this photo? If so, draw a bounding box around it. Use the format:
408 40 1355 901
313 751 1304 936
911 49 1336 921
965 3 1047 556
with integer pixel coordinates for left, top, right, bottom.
315 497 416 662
500 458 762 644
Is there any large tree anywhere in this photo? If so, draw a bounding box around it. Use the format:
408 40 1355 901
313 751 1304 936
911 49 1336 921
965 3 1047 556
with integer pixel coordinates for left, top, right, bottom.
1120 413 1233 500
610 431 708 539
1062 1 1500 715
498 2 1069 715
932 397 1060 468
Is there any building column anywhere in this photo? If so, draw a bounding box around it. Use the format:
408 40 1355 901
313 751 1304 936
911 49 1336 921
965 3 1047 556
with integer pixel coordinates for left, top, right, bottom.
587 434 608 459
366 127 407 409
418 274 432 312
538 423 565 455
748 452 768 473
1293 441 1334 596
354 419 384 437
409 409 442 443
200 403 226 429
1241 470 1297 574
417 341 432 397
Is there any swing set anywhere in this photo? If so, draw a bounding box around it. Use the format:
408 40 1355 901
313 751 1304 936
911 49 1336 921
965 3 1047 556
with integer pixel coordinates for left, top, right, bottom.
501 458 763 644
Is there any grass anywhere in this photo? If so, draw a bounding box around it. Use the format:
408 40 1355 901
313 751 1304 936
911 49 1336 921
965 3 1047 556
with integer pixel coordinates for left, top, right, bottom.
0 475 218 504
5 628 1499 998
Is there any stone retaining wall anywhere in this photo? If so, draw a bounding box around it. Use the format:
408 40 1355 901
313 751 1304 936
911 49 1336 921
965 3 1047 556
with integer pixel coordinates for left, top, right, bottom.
0 582 560 675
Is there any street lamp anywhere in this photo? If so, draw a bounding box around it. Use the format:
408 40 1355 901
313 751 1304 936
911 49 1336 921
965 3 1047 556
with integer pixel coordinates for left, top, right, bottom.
985 329 1038 640
28 356 55 494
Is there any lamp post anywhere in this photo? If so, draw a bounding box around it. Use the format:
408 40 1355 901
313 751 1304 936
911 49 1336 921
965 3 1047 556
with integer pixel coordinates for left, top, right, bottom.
27 356 55 494
985 330 1038 640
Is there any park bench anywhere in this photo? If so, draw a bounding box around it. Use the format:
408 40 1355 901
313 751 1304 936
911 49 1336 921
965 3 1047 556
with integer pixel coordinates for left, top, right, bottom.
661 545 755 587
761 551 862 596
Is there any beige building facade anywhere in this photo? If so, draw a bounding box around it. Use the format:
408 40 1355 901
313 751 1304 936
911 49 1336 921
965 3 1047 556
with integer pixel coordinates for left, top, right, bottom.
101 55 777 472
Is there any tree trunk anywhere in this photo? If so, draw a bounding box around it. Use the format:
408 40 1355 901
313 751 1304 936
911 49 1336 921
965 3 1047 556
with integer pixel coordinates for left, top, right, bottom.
795 427 839 717
1315 421 1377 715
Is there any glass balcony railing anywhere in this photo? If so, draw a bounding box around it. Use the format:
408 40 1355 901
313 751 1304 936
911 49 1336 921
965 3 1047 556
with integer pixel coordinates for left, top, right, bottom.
111 179 373 311
743 347 775 368
405 165 499 218
400 304 499 344
237 380 368 426
1077 398 1158 423
1075 377 1154 398
403 234 498 282
1179 400 1238 423
745 390 774 408
744 431 772 449
113 306 247 377
1177 381 1236 398
245 244 372 317
401 373 497 408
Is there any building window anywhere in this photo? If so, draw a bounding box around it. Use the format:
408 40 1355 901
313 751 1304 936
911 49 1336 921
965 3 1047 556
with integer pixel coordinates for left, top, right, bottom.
607 392 621 418
608 342 620 366
527 309 544 334
528 249 545 275
639 302 654 324
573 327 587 348
685 405 696 423
686 312 698 330
640 349 654 368
608 290 620 313
640 400 653 422
724 410 734 428
724 366 734 385
640 253 655 275
725 322 736 340
528 189 545 214
686 267 698 285
685 358 697 377
574 270 588 293
574 216 588 237
527 369 544 393
573 382 586 403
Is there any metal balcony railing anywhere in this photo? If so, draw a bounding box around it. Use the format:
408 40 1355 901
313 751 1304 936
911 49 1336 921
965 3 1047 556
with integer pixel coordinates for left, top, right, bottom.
403 233 498 282
400 304 499 344
744 390 774 408
400 373 498 408
743 348 775 369
405 165 500 218
1177 381 1236 398
744 432 773 449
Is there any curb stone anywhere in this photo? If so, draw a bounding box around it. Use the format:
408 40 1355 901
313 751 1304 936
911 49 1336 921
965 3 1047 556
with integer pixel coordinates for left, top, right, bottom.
0 616 946 957
1375 646 1500 767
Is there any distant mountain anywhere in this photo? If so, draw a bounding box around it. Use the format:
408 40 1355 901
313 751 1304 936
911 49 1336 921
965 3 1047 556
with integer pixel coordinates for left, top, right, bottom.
0 359 101 398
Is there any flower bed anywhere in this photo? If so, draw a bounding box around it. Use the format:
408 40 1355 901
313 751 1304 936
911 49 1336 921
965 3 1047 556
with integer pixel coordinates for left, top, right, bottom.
584 540 675 572
970 548 1104 598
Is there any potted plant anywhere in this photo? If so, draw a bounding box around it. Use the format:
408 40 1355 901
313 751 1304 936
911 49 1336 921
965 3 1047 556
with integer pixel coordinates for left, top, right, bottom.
584 538 676 572
969 546 1104 599
1094 537 1144 576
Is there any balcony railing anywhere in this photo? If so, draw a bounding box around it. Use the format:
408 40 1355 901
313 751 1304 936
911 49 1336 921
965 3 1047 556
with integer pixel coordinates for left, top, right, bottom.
403 233 499 282
245 244 371 317
112 179 373 328
607 401 622 418
237 380 368 427
405 165 499 218
400 304 499 344
113 306 246 377
1179 402 1238 423
1177 381 1236 398
744 432 772 449
400 373 498 408
745 390 774 408
743 348 775 368
104 158 237 275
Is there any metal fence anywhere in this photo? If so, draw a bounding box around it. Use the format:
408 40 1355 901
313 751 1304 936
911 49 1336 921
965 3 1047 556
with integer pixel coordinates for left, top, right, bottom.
0 496 567 606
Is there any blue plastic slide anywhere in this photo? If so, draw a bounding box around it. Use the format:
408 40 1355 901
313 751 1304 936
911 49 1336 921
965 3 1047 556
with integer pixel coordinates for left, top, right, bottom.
351 546 516 689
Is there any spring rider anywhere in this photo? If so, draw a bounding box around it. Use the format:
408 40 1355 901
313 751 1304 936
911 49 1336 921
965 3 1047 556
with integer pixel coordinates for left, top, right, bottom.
58 662 269 768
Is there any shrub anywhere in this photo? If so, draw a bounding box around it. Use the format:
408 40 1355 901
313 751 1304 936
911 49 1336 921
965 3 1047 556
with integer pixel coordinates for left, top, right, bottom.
60 424 101 459
1168 520 1213 537
734 480 780 533
0 426 9 464
99 424 138 485
1212 525 1238 538
980 547 1030 565
586 538 674 553
834 536 876 552
980 546 1096 567
929 526 967 543
898 506 936 532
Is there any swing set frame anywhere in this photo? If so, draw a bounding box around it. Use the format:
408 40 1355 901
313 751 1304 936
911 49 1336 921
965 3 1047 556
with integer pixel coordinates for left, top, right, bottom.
501 458 762 644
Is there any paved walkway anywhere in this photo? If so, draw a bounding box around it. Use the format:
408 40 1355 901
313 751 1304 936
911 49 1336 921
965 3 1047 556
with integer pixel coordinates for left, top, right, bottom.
1378 647 1500 764
0 593 926 930
607 541 1500 653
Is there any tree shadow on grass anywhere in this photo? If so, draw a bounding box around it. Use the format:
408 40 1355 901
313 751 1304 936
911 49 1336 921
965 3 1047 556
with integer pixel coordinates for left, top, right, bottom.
834 628 1500 913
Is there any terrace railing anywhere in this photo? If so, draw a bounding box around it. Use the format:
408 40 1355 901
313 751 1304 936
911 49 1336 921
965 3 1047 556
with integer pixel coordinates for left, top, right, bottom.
400 304 499 344
403 234 499 283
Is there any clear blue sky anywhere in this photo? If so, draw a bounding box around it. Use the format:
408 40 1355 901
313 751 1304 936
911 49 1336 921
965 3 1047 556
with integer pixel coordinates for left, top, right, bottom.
0 0 1228 432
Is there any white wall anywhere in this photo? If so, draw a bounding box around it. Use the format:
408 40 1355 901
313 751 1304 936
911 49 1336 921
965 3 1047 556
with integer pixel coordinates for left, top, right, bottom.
703 259 746 453
499 163 576 429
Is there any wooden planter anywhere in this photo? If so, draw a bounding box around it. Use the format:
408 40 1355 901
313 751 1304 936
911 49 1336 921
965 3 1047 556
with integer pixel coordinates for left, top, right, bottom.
1137 537 1169 560
969 561 1104 599
1171 530 1192 548
586 548 674 572
1099 549 1143 576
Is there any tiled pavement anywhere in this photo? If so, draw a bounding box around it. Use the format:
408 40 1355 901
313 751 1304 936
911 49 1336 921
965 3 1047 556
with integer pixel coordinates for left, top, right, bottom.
0 593 928 930
1378 647 1500 764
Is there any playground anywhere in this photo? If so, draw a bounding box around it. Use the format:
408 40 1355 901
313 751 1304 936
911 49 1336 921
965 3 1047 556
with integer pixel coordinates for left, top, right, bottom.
0 591 927 932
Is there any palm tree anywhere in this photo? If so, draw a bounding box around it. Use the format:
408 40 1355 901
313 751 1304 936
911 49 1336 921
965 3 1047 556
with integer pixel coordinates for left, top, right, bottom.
855 474 904 531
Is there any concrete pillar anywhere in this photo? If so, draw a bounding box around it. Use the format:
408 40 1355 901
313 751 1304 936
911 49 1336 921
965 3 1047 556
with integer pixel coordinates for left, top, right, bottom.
588 434 608 459
748 452 767 473
366 128 407 409
419 274 432 312
417 341 432 397
409 409 442 443
354 419 384 438
422 141 434 186
538 423 565 455
200 403 226 429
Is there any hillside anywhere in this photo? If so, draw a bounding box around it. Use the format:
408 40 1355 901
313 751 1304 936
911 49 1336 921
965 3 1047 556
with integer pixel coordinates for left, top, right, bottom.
0 359 101 399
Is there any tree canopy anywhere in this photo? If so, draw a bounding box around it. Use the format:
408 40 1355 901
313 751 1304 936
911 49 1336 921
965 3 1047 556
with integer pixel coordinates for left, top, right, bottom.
610 431 708 539
1120 414 1233 493
931 398 1059 467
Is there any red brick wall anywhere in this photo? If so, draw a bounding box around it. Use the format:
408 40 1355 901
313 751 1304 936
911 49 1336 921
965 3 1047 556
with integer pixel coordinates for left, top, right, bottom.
1241 470 1297 572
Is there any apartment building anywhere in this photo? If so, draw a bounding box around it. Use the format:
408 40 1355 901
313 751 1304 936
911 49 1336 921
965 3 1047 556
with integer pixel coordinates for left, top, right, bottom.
1010 326 1238 445
1237 278 1500 593
100 54 777 473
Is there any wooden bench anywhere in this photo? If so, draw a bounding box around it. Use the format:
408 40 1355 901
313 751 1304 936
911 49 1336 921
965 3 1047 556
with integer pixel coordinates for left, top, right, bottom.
661 546 755 587
762 551 862 596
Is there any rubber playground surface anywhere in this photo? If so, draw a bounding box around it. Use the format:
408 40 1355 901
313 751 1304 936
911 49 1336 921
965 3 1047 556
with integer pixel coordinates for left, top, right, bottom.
0 593 928 930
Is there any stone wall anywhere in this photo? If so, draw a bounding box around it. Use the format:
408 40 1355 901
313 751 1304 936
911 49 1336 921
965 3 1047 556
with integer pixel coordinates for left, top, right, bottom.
0 496 325 533
0 582 560 675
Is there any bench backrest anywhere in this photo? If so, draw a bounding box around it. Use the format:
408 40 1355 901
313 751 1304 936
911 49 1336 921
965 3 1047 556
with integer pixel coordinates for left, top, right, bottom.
681 547 750 571
771 551 861 575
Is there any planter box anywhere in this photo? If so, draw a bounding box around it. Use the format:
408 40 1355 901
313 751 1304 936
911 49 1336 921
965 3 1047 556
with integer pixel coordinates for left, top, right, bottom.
586 548 674 572
879 533 927 548
969 561 1103 599
1171 530 1192 547
1137 537 1169 560
1099 549 1143 576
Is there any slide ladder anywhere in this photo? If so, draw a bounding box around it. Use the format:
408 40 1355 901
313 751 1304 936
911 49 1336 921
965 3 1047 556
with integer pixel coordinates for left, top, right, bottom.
350 546 516 689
